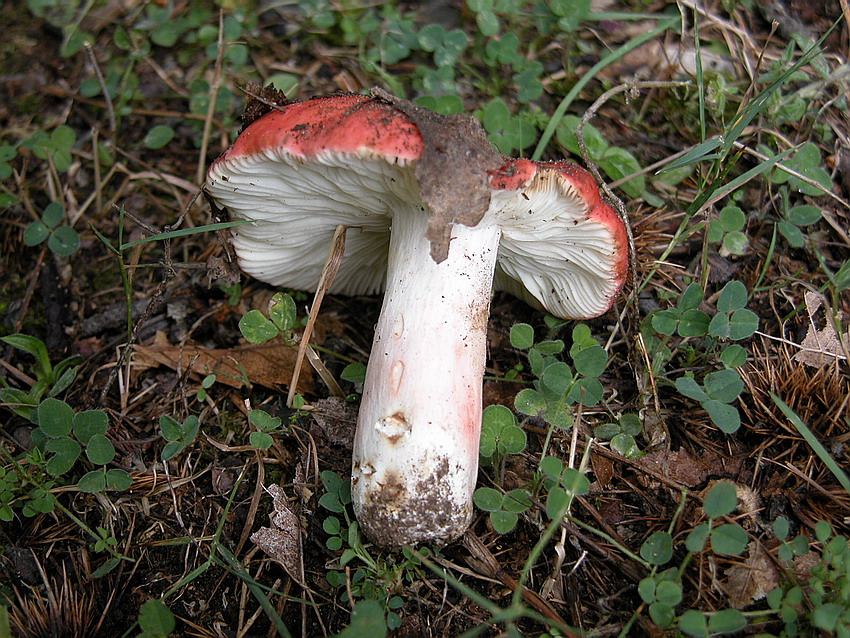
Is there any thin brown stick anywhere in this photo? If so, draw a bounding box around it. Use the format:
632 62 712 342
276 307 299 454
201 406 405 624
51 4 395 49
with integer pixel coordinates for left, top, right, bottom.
287 225 348 408
197 10 226 186
84 40 116 133
461 532 576 633
12 246 47 335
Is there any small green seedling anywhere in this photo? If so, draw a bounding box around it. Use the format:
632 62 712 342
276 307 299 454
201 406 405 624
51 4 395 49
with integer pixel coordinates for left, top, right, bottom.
319 470 411 631
340 362 367 385
478 98 537 155
32 398 132 493
775 185 824 248
0 145 18 204
478 404 527 461
218 282 242 306
92 526 119 554
767 141 832 197
651 281 758 341
23 202 80 256
633 481 748 634
137 598 176 638
707 205 748 256
414 93 464 115
648 281 758 433
0 467 22 521
767 519 850 636
473 486 531 534
511 323 609 433
239 292 297 344
159 414 200 460
0 333 81 419
675 369 745 434
684 481 748 557
466 0 501 37
248 409 286 450
20 125 77 172
546 0 591 32
593 413 644 459
538 456 591 521
333 599 389 638
416 23 468 68
195 373 216 403
144 125 175 150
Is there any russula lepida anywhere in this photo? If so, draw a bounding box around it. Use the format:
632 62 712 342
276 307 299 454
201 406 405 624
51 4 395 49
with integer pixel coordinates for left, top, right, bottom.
204 89 630 546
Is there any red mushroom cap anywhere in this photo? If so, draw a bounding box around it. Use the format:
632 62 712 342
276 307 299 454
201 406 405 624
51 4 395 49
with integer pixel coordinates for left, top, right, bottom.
205 92 630 319
213 94 424 164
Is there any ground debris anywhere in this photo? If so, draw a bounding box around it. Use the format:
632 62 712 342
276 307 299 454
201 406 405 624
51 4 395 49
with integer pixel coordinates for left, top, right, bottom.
724 541 780 609
134 330 312 392
251 483 304 584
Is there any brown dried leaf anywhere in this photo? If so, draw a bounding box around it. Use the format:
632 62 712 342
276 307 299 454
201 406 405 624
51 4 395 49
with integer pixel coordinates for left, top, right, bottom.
793 291 848 368
251 484 302 581
795 319 849 368
134 338 312 392
636 447 710 488
590 452 615 488
310 397 357 449
724 542 779 609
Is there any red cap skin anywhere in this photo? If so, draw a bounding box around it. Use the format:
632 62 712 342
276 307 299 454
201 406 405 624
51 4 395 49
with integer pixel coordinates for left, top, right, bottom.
212 94 424 164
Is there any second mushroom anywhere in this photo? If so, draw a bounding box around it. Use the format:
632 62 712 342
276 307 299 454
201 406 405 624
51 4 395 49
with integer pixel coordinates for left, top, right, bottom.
205 90 630 547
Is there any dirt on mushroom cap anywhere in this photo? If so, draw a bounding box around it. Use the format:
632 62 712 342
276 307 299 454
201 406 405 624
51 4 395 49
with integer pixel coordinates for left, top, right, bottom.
370 88 505 263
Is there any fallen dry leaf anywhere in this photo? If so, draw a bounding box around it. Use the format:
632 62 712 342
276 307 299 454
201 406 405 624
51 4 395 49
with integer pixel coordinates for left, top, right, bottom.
134 332 313 392
636 447 711 488
794 291 849 368
310 397 357 450
251 484 303 583
795 321 849 368
590 451 615 488
724 542 779 609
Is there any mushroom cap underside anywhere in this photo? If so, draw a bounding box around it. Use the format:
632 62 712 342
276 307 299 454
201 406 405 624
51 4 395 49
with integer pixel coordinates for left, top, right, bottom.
204 95 630 319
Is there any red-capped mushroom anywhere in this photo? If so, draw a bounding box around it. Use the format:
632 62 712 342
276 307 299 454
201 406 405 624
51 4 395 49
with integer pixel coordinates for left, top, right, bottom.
204 90 629 546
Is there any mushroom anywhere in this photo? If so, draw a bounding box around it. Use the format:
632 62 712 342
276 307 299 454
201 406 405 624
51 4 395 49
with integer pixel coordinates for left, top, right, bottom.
204 90 630 546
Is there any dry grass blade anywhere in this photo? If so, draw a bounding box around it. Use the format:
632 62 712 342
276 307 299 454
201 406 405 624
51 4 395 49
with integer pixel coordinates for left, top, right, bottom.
287 224 348 408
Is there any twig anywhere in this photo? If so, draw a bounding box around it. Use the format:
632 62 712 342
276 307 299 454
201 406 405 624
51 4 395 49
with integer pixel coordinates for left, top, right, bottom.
96 206 178 407
754 330 847 362
287 225 348 408
12 246 47 335
731 140 850 211
92 127 103 216
83 41 116 133
461 533 573 631
197 10 226 186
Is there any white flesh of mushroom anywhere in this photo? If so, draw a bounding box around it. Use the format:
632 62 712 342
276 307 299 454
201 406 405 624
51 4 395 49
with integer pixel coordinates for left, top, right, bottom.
351 203 501 546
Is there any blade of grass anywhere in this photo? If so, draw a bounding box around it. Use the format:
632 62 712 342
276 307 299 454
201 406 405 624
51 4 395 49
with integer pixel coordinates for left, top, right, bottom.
659 136 723 173
691 145 795 213
413 551 576 638
723 19 840 153
771 392 850 496
215 545 294 638
532 16 680 161
693 5 706 142
120 220 251 250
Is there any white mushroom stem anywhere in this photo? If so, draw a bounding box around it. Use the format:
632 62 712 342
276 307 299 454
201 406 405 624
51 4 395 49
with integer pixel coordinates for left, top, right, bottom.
351 206 501 546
